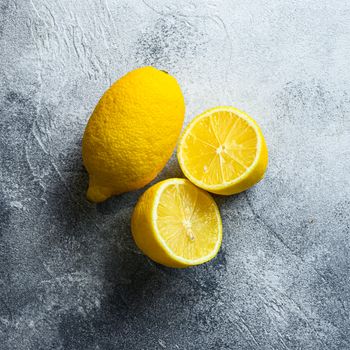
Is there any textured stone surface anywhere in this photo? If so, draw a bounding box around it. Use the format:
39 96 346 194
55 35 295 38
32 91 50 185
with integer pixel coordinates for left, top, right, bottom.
1 0 350 349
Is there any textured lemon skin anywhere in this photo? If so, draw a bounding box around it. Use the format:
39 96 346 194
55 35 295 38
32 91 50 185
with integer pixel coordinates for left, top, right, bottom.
82 67 185 202
131 179 222 268
177 106 268 195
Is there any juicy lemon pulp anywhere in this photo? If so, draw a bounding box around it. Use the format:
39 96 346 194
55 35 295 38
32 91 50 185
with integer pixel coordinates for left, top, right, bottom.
156 180 221 261
181 110 257 184
131 178 222 267
177 106 268 195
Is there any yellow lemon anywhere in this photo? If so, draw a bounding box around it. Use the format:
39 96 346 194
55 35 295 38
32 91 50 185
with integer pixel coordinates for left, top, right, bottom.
82 67 185 202
131 178 222 268
177 106 268 195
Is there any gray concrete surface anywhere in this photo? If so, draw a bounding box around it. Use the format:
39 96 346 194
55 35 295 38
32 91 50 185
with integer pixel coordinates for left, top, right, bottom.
1 0 350 349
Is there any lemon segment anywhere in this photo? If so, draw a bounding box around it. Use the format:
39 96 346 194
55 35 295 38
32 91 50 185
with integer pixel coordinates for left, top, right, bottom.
177 106 268 195
131 178 222 268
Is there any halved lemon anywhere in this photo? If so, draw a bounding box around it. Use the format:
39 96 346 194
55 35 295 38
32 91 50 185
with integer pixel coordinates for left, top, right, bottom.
177 106 268 195
131 178 222 268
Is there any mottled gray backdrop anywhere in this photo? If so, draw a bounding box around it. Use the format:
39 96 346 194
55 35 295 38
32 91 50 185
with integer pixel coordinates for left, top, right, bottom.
1 0 350 349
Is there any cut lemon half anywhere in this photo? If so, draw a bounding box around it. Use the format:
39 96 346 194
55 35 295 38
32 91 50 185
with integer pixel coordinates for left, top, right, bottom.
131 178 222 268
177 106 268 195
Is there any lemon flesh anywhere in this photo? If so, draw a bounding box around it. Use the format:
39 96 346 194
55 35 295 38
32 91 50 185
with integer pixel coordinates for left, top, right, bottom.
131 178 222 268
82 66 185 202
177 106 268 195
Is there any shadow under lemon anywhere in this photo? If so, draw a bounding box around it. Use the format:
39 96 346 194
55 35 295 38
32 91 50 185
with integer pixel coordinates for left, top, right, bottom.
45 145 229 321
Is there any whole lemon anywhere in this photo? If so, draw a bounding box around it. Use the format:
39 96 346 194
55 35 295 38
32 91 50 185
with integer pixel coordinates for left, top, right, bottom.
82 66 185 202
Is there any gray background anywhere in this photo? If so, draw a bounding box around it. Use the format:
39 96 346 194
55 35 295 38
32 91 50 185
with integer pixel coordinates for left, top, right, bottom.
1 0 350 349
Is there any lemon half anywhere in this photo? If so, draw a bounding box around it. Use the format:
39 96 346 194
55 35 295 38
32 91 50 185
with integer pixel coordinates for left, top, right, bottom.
131 178 222 268
177 106 268 195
